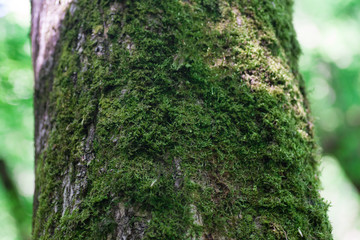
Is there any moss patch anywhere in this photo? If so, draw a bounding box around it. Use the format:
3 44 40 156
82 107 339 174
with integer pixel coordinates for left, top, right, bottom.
32 0 332 239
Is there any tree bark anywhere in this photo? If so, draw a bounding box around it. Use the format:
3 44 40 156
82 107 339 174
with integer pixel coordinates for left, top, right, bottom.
31 0 332 239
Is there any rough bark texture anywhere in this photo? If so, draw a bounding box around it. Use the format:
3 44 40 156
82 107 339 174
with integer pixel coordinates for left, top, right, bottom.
32 0 332 239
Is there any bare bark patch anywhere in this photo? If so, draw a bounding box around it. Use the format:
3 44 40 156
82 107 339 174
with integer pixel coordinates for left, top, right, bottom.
111 202 151 240
31 0 76 80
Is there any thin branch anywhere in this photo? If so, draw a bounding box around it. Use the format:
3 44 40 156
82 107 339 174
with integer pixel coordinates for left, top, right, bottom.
0 158 30 240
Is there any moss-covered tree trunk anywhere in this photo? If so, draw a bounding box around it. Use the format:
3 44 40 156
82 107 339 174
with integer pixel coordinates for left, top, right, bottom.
31 0 332 239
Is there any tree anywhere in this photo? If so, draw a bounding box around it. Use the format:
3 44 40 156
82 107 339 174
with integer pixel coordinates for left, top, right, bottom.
31 0 332 239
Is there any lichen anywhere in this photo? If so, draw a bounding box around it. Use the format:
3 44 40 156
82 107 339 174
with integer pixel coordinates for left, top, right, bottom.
32 0 332 239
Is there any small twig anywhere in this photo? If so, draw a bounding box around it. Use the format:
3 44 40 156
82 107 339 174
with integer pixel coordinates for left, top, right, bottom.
0 159 17 192
0 158 30 240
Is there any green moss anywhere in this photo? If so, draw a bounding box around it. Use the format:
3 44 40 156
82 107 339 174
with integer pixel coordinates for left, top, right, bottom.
32 0 332 239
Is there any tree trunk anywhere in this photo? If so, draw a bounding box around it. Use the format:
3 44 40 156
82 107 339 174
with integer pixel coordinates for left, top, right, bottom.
31 0 332 239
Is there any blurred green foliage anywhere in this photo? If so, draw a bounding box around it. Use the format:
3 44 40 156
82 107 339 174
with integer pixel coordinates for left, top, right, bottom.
294 0 360 191
0 9 33 240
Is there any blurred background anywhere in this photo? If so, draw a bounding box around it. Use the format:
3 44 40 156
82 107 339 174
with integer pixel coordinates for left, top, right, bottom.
294 0 360 238
0 0 359 239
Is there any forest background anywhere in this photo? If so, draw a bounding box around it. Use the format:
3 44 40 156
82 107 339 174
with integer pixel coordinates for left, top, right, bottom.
0 0 359 239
